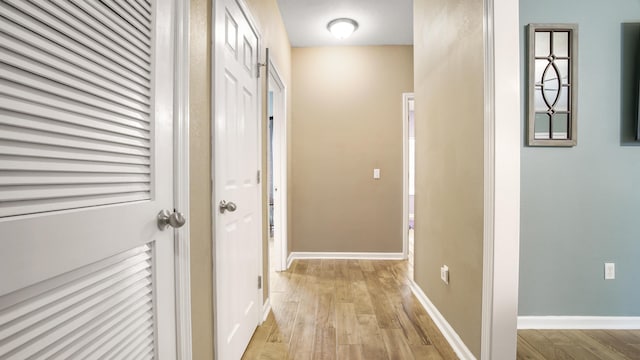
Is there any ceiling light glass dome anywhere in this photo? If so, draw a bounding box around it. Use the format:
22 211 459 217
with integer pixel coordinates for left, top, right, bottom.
327 18 359 40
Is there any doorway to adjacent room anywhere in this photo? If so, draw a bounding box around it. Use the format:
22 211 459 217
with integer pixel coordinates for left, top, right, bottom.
403 93 415 279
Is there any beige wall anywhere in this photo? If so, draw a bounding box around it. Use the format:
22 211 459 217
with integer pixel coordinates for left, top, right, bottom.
413 0 484 357
291 46 413 253
189 0 214 359
244 0 293 304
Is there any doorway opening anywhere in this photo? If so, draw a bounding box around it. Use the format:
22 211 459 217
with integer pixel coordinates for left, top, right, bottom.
266 50 288 277
402 93 415 280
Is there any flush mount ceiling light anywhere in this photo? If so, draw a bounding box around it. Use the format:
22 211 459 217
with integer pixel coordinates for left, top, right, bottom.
327 18 359 40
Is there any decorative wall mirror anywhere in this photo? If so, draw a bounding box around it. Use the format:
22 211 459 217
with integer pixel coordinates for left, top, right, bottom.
527 24 578 146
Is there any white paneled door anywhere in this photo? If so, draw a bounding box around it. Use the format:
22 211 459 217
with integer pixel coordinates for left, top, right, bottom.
0 0 179 358
213 0 262 359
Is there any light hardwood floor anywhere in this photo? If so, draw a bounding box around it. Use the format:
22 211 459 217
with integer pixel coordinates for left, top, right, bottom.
518 330 640 359
242 259 458 360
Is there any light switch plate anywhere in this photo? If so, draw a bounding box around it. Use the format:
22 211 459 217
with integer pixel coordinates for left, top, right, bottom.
373 168 380 179
440 265 449 284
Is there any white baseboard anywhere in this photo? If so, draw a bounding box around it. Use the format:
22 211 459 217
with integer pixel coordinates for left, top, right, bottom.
518 316 640 329
286 252 294 269
409 280 476 360
261 298 271 323
288 252 405 261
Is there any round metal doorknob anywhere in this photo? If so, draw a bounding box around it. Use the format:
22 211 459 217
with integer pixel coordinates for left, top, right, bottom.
157 209 186 230
219 200 237 214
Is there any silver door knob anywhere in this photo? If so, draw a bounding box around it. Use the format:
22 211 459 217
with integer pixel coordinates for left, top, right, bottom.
219 200 237 214
157 209 186 230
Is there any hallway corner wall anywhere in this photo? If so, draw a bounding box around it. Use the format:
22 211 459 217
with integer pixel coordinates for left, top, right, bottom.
189 0 214 358
413 0 485 356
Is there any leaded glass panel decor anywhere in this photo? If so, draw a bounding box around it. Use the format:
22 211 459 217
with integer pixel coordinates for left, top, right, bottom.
528 24 578 146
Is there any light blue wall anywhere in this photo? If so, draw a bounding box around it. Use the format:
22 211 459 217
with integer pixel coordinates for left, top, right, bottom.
519 0 640 316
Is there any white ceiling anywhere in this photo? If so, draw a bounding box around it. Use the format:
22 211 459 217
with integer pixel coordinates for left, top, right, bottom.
275 0 413 47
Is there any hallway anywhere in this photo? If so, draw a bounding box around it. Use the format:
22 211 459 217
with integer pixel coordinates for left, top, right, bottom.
242 259 457 359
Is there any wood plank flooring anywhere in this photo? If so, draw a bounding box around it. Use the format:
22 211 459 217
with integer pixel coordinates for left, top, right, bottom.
518 330 640 359
242 259 458 360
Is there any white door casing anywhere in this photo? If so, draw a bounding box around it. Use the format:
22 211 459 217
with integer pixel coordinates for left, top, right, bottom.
402 92 414 261
212 0 263 359
267 52 288 272
481 0 521 358
0 0 179 358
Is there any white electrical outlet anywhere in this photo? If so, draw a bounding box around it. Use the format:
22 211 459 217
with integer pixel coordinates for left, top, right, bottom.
440 265 449 284
604 263 615 280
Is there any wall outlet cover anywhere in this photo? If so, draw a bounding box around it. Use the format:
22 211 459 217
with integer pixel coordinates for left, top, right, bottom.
604 262 615 280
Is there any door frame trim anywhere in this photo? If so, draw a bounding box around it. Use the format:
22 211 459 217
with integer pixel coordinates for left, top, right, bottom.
267 52 288 272
480 0 521 358
401 92 414 260
173 0 192 358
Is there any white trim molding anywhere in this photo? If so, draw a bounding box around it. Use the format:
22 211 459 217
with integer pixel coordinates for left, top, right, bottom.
262 298 272 323
288 252 405 261
402 92 414 260
518 316 640 330
266 50 289 272
286 252 294 269
409 281 475 360
480 0 521 358
173 0 192 358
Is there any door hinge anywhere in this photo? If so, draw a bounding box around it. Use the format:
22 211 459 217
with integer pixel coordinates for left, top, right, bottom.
258 275 262 289
257 170 261 184
257 62 266 78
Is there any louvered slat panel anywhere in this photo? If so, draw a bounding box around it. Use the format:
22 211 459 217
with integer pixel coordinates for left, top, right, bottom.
1 183 151 202
0 97 150 132
0 83 148 124
30 1 151 63
0 3 151 88
0 172 150 186
127 340 154 360
0 35 149 106
0 269 152 344
0 127 149 157
69 0 152 51
0 250 152 324
1 66 150 121
0 244 155 360
30 297 152 359
126 0 152 24
81 0 151 48
0 30 149 97
0 51 150 112
95 315 153 359
0 116 150 149
101 0 151 33
0 157 149 174
136 0 153 14
105 326 153 360
0 193 150 218
0 143 151 166
0 0 153 217
71 310 153 359
7 0 151 73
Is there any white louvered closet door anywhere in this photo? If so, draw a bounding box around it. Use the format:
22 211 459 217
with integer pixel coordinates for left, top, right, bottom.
0 0 178 359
